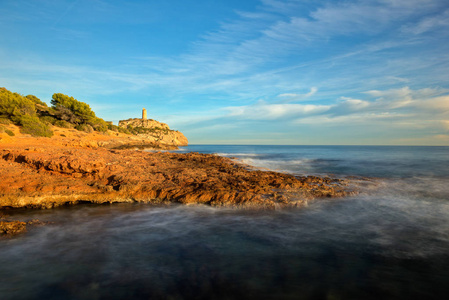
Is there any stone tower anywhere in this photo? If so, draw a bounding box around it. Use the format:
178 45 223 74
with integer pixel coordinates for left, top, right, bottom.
142 108 147 120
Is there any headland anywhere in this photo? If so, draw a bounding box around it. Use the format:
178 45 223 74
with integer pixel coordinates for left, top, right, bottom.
0 87 353 235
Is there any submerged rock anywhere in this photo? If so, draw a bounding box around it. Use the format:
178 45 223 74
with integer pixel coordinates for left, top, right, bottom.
0 219 51 237
0 221 27 236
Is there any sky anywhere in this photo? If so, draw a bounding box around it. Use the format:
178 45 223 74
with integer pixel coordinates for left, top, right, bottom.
1 0 449 145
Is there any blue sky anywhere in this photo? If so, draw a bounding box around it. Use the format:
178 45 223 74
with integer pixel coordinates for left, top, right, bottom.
1 0 449 145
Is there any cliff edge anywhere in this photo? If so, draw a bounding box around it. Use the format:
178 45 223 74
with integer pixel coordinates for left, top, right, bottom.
104 117 188 149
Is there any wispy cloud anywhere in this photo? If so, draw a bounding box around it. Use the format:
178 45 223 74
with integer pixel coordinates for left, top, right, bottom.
224 99 329 120
277 87 318 103
3 0 448 100
402 8 449 35
218 87 449 132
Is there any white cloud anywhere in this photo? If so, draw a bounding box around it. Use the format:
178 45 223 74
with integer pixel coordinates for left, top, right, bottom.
219 87 449 138
331 97 371 114
278 87 318 102
224 100 330 120
364 87 449 111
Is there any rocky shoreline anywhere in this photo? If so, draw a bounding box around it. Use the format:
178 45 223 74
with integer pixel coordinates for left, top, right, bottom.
0 145 352 209
0 130 355 236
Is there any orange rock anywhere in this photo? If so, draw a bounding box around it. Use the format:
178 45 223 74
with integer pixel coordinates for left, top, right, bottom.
0 136 355 210
1 221 27 236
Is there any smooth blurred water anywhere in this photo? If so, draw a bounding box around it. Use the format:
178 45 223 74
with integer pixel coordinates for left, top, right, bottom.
1 145 449 299
183 145 449 178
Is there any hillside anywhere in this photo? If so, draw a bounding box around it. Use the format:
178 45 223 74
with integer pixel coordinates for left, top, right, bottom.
0 87 188 149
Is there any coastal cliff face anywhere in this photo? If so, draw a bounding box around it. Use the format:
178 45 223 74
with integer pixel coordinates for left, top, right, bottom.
116 118 188 148
118 118 170 130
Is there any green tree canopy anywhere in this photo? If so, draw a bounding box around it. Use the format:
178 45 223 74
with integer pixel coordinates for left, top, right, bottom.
0 87 53 137
25 95 47 107
51 93 96 124
0 87 120 136
0 88 36 118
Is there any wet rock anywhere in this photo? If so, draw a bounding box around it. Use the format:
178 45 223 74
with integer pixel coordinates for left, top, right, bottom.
0 221 27 236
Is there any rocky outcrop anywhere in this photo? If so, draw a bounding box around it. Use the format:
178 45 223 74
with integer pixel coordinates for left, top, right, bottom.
117 118 188 147
0 219 50 236
0 221 27 236
118 118 171 130
0 143 354 210
96 131 188 149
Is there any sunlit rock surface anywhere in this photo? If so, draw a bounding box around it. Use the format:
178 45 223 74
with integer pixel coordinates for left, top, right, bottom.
0 139 352 210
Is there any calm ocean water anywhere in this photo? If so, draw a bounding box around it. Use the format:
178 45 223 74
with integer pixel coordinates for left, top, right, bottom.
1 145 448 299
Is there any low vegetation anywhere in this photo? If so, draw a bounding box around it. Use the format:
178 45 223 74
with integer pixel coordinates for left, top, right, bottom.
0 87 131 137
0 87 53 137
0 126 15 136
0 87 173 138
125 125 170 135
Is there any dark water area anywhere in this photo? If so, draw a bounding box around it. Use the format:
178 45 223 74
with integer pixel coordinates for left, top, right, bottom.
1 145 449 299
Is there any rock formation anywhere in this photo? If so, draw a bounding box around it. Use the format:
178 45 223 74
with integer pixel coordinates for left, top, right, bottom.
0 142 353 210
116 110 188 148
118 118 170 130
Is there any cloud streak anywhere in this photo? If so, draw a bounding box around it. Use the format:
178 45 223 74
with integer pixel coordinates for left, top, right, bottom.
277 87 318 103
220 87 449 133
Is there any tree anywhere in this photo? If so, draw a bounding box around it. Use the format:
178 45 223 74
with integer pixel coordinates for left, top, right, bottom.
25 95 47 107
0 87 53 137
51 93 96 124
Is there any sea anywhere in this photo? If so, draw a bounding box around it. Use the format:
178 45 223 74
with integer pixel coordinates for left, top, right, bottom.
1 145 448 300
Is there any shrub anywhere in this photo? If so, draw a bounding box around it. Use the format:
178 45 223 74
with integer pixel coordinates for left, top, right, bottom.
124 125 170 135
39 115 57 125
18 115 53 137
117 127 131 134
108 124 118 132
90 118 108 133
75 124 94 133
5 129 14 136
0 117 10 125
54 120 73 128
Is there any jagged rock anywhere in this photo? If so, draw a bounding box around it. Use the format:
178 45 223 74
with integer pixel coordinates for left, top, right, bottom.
0 221 27 236
118 118 170 130
117 117 188 147
0 143 354 210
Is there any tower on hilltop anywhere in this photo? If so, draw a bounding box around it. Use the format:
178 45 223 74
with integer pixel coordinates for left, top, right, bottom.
142 108 147 120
